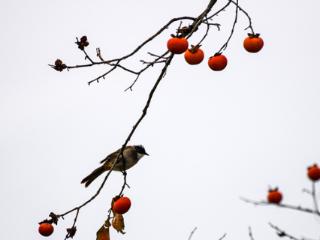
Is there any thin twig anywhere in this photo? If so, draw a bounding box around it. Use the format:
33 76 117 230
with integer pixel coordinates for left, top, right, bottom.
147 52 169 59
64 209 79 239
118 171 128 196
125 51 170 91
217 0 239 53
88 65 117 85
206 0 232 20
188 227 198 240
248 226 255 240
197 18 211 46
240 197 320 216
230 0 254 34
311 182 319 213
269 223 300 240
187 0 218 37
218 233 227 240
82 49 95 64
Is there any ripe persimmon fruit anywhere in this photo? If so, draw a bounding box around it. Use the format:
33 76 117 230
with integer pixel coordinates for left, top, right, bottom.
267 188 282 204
167 37 188 54
184 46 204 65
307 164 320 181
208 54 227 71
243 33 264 53
112 196 131 214
38 222 54 237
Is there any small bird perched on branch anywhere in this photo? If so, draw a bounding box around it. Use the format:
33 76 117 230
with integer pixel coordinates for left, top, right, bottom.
81 145 149 187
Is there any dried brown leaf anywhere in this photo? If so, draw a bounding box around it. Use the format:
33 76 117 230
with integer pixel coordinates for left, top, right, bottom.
96 226 110 240
112 213 125 234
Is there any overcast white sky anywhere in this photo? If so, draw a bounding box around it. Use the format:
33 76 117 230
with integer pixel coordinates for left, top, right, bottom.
1 0 320 239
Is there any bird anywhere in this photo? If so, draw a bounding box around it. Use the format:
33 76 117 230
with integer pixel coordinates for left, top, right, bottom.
81 145 149 187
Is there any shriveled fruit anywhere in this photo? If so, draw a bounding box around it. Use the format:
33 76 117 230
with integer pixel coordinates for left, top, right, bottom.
243 33 264 53
208 54 227 71
184 46 204 65
167 37 189 54
267 188 282 204
38 222 54 237
307 164 320 181
112 196 131 214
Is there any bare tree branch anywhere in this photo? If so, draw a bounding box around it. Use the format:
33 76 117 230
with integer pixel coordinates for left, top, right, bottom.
248 226 255 240
217 0 239 53
240 197 320 216
311 182 320 213
269 223 303 240
218 233 227 240
188 227 198 240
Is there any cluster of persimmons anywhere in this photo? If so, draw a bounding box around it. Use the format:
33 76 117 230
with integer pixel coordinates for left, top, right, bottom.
167 33 264 70
38 196 131 237
267 164 320 204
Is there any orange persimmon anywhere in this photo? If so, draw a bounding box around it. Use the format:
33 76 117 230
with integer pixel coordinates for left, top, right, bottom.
243 33 264 53
38 223 54 237
112 196 131 214
184 46 204 65
307 164 320 181
167 37 188 54
208 54 227 71
267 188 282 204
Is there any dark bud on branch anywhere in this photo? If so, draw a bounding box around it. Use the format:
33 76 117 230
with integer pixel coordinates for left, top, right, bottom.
53 59 67 72
76 35 89 50
49 212 59 225
66 226 77 238
277 231 286 237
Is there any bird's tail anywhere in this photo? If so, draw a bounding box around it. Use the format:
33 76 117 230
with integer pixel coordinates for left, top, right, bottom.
81 165 105 187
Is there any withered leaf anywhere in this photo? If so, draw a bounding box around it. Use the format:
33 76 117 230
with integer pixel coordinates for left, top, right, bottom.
112 213 125 234
97 226 110 240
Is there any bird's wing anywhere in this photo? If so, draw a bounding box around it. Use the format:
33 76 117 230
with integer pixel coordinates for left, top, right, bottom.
99 148 121 164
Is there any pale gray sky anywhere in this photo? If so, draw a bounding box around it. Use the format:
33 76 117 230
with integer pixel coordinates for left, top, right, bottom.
1 0 320 239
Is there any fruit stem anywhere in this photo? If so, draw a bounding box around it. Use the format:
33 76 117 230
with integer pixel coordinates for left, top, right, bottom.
311 182 319 213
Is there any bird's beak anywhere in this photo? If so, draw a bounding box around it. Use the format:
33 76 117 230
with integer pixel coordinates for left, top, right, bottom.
145 152 149 156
